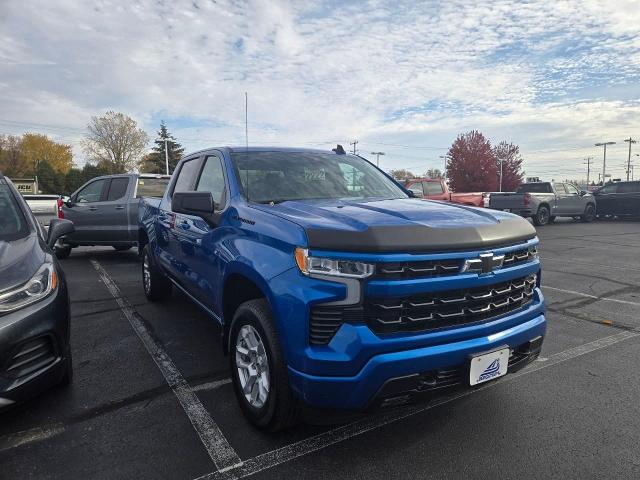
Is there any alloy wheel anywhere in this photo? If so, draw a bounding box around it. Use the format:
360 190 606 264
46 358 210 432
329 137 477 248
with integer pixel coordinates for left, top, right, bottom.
235 325 270 409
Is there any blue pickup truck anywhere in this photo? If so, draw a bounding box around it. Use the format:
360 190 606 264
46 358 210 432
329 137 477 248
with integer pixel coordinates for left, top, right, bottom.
138 146 545 430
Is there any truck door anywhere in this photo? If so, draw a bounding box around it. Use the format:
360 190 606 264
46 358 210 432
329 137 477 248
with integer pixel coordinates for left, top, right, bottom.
563 183 585 215
617 182 640 216
593 183 618 216
177 153 228 315
99 177 132 243
62 178 109 243
549 183 568 215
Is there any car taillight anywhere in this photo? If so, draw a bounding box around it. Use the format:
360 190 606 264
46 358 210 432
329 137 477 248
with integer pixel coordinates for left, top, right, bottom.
57 198 64 219
524 193 530 207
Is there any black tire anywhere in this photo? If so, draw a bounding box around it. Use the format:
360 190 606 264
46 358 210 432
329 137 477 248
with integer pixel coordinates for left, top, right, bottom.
142 245 172 301
581 203 596 223
60 349 73 386
532 205 550 226
54 245 72 259
229 299 300 431
113 245 132 251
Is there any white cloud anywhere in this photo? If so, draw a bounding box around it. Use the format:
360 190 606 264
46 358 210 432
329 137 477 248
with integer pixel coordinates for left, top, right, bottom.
0 0 639 180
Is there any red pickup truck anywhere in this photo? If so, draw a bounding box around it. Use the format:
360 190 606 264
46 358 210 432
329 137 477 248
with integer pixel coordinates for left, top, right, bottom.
404 178 488 207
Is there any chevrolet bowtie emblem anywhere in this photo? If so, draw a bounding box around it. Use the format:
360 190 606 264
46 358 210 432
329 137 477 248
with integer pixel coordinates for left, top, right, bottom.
462 252 505 275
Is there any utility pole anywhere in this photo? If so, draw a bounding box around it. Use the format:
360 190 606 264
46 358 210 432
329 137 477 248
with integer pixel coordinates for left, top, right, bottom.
370 151 385 167
595 141 615 186
164 138 170 175
439 155 446 179
349 140 358 155
583 157 593 187
624 137 636 181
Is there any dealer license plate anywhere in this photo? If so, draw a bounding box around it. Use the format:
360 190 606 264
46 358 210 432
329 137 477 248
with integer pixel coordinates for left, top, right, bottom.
469 347 510 385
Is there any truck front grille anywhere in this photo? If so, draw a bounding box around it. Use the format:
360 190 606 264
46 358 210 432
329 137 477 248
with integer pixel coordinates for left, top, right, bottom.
309 274 536 344
367 274 536 335
373 246 536 280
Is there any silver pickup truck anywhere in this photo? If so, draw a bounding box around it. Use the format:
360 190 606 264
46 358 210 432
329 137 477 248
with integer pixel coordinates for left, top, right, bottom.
489 182 596 226
23 194 62 230
57 173 170 258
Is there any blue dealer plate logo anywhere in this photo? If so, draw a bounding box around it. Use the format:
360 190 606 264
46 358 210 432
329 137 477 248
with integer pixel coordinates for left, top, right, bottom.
478 358 501 382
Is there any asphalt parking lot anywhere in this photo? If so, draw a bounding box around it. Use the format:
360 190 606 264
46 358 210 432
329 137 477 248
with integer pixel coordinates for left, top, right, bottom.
1 219 640 480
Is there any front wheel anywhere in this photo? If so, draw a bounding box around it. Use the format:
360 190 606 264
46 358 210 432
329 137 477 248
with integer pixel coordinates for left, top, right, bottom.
142 245 172 301
230 299 300 431
581 204 596 223
532 206 550 226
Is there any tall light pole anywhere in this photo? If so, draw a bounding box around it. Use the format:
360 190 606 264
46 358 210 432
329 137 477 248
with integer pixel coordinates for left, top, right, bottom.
439 155 446 179
164 138 170 175
624 137 636 181
370 151 385 167
595 141 615 186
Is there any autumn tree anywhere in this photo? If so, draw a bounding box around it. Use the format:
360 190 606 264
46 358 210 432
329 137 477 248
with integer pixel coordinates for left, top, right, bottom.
445 131 498 192
21 133 73 175
82 111 149 173
140 121 185 174
389 169 416 181
492 141 524 191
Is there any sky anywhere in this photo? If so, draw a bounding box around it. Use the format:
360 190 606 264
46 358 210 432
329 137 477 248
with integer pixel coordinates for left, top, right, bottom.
1 0 640 182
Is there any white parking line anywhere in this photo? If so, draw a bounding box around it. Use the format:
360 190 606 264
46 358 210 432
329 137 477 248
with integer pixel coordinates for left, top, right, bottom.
0 425 65 453
196 330 639 480
91 260 242 471
542 285 640 307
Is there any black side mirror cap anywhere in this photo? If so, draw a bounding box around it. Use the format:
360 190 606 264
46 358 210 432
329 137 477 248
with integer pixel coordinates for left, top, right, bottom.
172 191 215 218
47 218 75 248
407 190 419 198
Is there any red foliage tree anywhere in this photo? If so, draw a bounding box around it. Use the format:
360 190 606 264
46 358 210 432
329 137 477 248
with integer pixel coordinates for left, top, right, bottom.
493 141 524 191
445 131 498 192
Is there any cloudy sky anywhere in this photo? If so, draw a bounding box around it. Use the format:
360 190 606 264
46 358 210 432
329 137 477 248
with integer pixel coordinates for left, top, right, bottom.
2 0 640 181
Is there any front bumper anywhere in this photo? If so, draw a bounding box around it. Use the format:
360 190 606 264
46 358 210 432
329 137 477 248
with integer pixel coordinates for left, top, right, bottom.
288 313 545 410
0 281 70 409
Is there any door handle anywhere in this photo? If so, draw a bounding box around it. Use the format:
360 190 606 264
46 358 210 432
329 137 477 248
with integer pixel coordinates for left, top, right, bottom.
89 207 98 211
115 206 125 210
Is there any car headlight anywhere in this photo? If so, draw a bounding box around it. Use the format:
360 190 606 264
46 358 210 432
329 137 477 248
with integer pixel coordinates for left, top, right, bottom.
295 248 374 278
0 263 58 313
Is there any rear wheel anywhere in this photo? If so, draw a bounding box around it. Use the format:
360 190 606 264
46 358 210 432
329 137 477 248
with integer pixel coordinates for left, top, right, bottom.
581 204 596 223
142 245 172 301
532 206 550 226
230 299 300 431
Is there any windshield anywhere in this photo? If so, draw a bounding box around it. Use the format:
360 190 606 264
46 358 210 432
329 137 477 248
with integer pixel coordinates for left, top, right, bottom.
0 181 29 241
516 183 551 193
136 177 170 198
231 152 407 203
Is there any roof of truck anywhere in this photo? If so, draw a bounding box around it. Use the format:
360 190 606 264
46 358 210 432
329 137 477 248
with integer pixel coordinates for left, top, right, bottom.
185 146 346 157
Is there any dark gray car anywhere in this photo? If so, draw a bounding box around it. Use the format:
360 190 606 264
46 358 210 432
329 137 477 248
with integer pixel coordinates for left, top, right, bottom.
58 173 170 258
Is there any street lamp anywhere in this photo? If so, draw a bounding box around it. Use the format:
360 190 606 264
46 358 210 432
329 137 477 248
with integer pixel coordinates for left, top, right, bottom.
439 155 446 179
595 141 615 186
370 151 385 167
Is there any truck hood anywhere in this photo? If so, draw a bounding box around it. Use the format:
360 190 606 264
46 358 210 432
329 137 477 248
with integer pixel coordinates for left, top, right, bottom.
251 198 536 253
0 234 46 293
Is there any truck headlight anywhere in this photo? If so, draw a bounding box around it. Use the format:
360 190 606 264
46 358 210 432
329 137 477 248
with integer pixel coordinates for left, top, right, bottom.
0 263 58 313
295 248 374 278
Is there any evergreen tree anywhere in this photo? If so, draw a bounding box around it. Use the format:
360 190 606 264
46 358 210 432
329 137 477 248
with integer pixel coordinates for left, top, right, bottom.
143 121 185 174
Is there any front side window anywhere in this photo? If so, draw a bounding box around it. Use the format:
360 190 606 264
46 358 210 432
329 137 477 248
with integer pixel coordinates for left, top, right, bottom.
598 184 618 194
554 183 568 194
173 158 200 193
0 181 29 241
407 183 423 197
196 155 226 207
565 184 580 195
76 179 106 203
231 152 407 203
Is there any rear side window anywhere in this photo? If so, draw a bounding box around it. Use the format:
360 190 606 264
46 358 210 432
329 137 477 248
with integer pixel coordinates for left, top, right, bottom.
106 178 129 201
196 155 226 207
0 181 29 241
598 184 618 194
423 182 444 195
618 182 640 193
173 158 200 193
76 179 107 203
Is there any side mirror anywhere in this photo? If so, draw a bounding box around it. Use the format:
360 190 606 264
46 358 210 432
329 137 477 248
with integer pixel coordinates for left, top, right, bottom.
47 218 75 248
172 191 215 217
580 190 587 196
406 190 418 198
